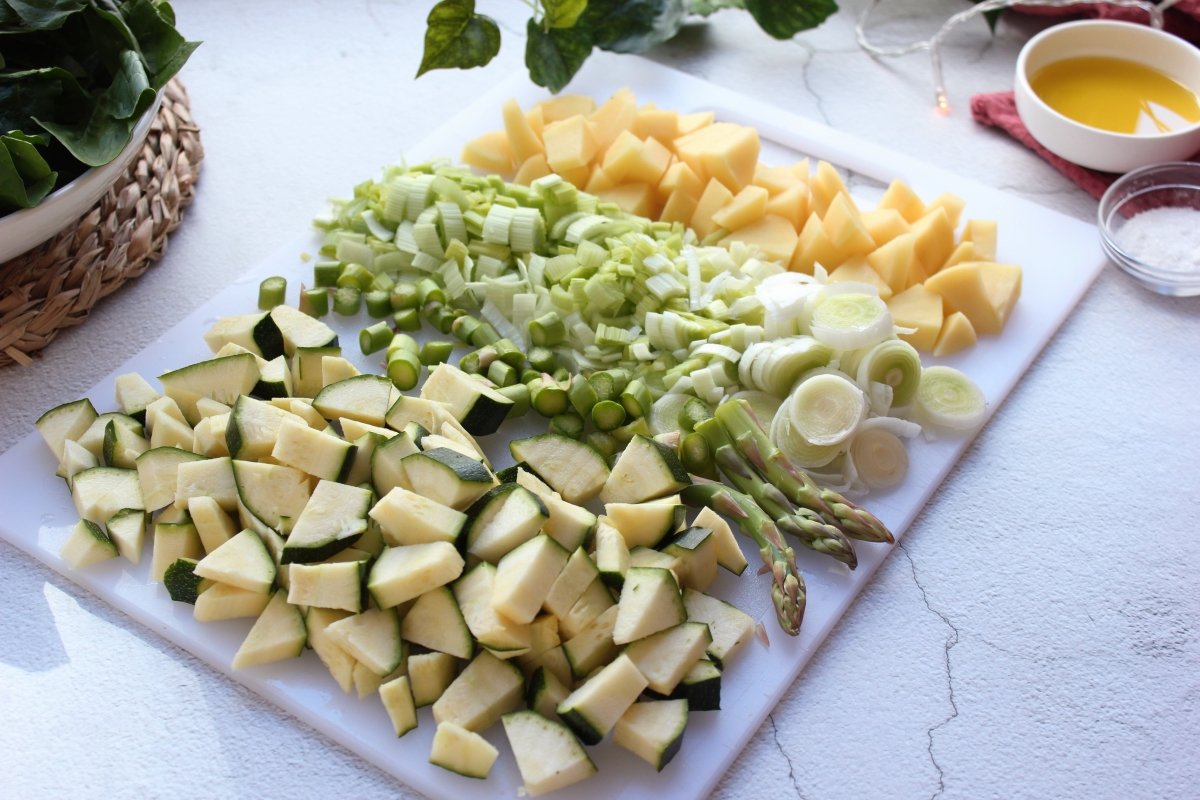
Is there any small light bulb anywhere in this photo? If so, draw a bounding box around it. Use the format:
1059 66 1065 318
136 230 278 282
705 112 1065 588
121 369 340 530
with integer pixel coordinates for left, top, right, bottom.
935 88 951 116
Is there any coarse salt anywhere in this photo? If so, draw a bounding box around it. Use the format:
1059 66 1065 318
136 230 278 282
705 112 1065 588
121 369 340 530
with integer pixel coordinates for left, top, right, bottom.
1113 207 1200 274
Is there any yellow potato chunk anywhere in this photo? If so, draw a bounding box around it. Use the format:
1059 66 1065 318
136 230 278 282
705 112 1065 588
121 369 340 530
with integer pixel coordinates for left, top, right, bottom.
790 213 840 274
827 257 893 300
502 98 543 165
535 94 596 123
514 153 551 185
525 105 545 137
711 185 768 232
980 262 1022 331
461 130 514 176
589 87 638 152
598 182 656 218
720 214 799 264
910 207 956 276
887 284 944 352
877 179 925 223
764 183 810 228
962 219 998 261
809 161 848 217
942 241 981 269
661 187 699 225
923 262 1000 334
822 193 876 259
543 115 598 174
860 208 908 247
626 136 673 185
673 122 760 193
925 192 967 230
932 311 977 357
584 165 617 194
557 163 590 188
690 177 735 239
601 129 643 182
658 160 703 202
752 164 804 196
677 110 714 135
633 106 679 143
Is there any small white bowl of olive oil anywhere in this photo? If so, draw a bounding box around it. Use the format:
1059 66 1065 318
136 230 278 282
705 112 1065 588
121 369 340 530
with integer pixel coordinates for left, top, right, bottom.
1014 20 1200 173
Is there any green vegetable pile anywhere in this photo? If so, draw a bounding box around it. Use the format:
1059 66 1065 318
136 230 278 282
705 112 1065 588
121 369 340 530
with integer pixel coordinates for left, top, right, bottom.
417 0 840 93
0 0 199 214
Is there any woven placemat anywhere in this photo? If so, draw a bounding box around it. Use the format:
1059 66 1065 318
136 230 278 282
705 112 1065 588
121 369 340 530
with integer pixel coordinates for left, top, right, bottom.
0 78 204 368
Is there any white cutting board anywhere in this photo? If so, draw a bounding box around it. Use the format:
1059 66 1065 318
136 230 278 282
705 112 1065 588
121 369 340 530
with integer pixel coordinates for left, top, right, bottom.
0 53 1107 799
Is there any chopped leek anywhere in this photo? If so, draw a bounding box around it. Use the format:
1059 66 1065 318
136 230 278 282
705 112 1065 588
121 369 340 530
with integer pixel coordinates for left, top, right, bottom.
786 372 866 447
809 292 893 351
914 366 986 433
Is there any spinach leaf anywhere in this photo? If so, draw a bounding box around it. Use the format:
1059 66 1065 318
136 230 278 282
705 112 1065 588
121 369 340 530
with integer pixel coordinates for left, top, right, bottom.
0 131 56 208
525 16 592 93
743 0 838 39
580 0 686 54
416 0 502 77
4 0 88 31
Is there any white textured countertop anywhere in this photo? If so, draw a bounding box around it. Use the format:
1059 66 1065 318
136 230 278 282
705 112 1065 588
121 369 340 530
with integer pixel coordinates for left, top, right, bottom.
2 2 1197 799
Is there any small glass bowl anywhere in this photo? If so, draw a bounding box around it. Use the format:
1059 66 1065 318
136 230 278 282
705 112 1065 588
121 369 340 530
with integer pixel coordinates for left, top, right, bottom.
1098 161 1200 297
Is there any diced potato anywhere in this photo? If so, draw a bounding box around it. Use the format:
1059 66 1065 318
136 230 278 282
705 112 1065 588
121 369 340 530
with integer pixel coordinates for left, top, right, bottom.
633 106 679 143
535 94 596 123
809 161 848 217
690 178 735 239
887 284 944 351
942 241 981 269
588 87 637 152
962 219 998 261
624 136 673 186
543 116 598 174
584 165 616 194
790 213 840 274
601 129 644 183
925 192 967 230
711 185 768 232
924 262 1001 334
660 188 699 225
673 122 760 193
461 130 514 176
657 160 703 202
827 257 893 300
860 207 909 247
503 98 543 165
597 182 656 218
764 183 810 227
677 110 715 135
932 311 977 357
514 153 552 185
822 193 876 259
877 178 925 223
557 163 590 188
720 214 799 264
525 104 545 137
979 262 1022 331
752 164 804 196
910 206 956 276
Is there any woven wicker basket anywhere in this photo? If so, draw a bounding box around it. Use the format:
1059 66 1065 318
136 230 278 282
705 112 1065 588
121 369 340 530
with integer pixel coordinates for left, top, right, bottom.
0 78 204 368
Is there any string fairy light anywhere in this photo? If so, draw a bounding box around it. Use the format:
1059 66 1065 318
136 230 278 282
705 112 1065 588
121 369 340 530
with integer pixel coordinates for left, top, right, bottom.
855 0 1178 112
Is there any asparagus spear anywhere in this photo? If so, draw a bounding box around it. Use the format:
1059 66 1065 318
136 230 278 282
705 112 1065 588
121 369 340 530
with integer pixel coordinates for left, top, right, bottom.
715 399 895 544
680 481 806 636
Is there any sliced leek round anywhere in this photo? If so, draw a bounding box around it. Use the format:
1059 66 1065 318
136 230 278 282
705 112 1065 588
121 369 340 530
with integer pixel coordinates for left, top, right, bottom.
770 405 842 468
809 292 893 351
786 372 866 447
915 366 986 432
854 339 922 408
849 417 920 490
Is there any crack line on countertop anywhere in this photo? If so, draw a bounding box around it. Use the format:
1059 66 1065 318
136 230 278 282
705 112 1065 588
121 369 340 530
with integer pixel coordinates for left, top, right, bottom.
769 713 808 800
899 541 960 800
789 40 829 126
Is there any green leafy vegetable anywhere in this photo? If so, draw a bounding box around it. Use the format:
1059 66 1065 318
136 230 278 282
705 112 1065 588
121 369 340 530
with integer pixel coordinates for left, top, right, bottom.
416 0 839 93
0 0 199 214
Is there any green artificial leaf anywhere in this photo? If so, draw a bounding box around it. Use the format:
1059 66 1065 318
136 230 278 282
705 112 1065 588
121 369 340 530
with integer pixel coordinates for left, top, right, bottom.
579 0 686 55
970 1 1004 33
525 16 592 93
4 0 87 31
417 0 501 77
743 0 838 39
543 0 588 29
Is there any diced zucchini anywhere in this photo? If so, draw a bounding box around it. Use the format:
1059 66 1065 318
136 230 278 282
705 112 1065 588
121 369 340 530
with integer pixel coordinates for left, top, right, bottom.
400 585 474 660
270 418 354 481
59 518 119 569
367 542 465 609
683 587 756 667
305 606 356 693
600 434 691 504
59 440 98 486
556 653 648 745
464 483 549 564
196 397 232 419
343 431 385 487
513 614 564 679
148 412 193 451
175 457 238 512
563 604 620 680
454 562 531 656
491 533 568 624
320 355 360 387
194 582 271 622
692 505 748 575
231 589 307 669
193 529 277 594
280 480 371 564
661 659 721 711
291 345 342 398
509 434 609 504
613 567 685 645
313 374 395 426
203 311 286 360
559 578 616 640
605 497 685 549
102 417 149 468
408 651 460 707
76 412 144 460
542 547 600 619
369 487 466 547
270 303 338 356
136 446 204 512
661 525 718 591
526 665 571 720
515 468 596 552
400 448 494 510
420 362 513 436
429 721 499 778
432 650 525 732
105 508 147 564
324 607 404 676
252 355 293 400
192 414 230 457
287 560 366 613
232 459 311 534
419 433 481 462
369 429 419 496
612 699 689 772
36 398 98 462
114 373 160 424
502 710 597 797
163 558 210 604
339 417 396 441
150 515 204 582
593 516 630 588
624 621 713 694
160 353 261 423
187 495 238 554
380 675 419 737
71 466 143 524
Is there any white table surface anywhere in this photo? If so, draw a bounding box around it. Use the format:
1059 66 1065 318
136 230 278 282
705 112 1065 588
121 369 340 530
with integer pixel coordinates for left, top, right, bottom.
2 2 1197 799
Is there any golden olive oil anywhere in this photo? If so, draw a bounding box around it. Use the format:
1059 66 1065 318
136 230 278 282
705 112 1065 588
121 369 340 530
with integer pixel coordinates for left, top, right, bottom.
1030 56 1200 134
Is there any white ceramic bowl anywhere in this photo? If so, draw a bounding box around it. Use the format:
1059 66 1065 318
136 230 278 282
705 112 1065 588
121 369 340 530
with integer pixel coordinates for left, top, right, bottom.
1014 20 1200 174
0 94 161 263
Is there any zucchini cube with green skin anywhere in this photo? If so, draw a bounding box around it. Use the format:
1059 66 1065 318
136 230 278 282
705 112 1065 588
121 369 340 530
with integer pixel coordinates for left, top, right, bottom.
508 434 610 504
203 311 286 360
623 621 714 695
526 665 571 720
194 582 271 622
232 460 311 535
76 413 144 460
661 659 722 711
491 533 568 624
160 353 261 424
343 431 386 488
148 413 194 452
193 529 277 594
59 440 98 486
379 675 419 738
305 607 356 693
325 607 404 677
368 542 465 609
558 579 616 640
661 526 718 591
106 508 147 564
600 434 691 504
563 605 620 680
192 414 230 457
593 516 630 588
369 430 420 497
188 496 238 554
542 547 600 619
465 484 550 565
269 303 338 356
291 345 342 398
515 468 597 553
36 398 98 462
502 710 597 797
369 487 466 547
429 721 500 779
270 418 355 482
321 355 360 387
683 588 755 668
400 585 474 660
60 519 119 569
613 567 686 646
408 651 461 707
114 373 160 424
151 516 204 583
102 418 149 468
612 699 689 772
287 561 367 613
513 614 563 677
163 558 209 604
252 355 293 400
71 466 144 525
556 653 649 745
313 374 395 427
605 498 686 549
176 457 238 513
280 480 371 564
136 446 205 512
691 505 748 576
420 362 514 436
231 589 307 669
454 562 531 657
432 650 525 732
400 448 494 511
